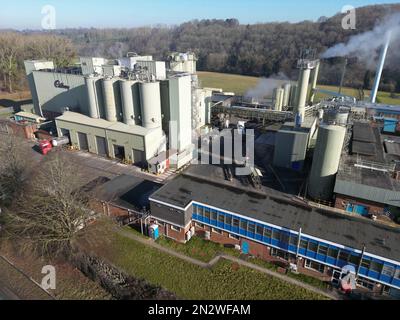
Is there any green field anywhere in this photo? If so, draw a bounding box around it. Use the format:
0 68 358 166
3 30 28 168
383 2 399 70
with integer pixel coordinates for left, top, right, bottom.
91 229 326 300
197 71 400 105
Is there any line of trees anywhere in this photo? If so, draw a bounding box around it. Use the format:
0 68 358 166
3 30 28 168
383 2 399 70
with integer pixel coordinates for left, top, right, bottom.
1 3 400 93
0 33 76 93
56 3 400 92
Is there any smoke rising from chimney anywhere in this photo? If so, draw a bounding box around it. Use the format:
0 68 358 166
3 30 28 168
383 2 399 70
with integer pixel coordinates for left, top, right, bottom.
321 13 400 69
244 72 289 99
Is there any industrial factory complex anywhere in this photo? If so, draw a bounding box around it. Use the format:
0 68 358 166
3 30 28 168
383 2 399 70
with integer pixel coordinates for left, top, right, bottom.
2 36 399 299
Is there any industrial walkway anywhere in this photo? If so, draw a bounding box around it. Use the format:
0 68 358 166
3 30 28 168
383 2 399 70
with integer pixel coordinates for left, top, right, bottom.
119 229 340 300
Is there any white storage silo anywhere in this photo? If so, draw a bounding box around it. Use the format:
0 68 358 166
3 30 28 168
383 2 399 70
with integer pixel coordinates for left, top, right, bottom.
282 83 291 107
85 75 100 119
308 125 346 201
120 80 141 125
102 78 118 122
289 84 298 107
296 68 311 120
139 81 162 129
273 87 284 111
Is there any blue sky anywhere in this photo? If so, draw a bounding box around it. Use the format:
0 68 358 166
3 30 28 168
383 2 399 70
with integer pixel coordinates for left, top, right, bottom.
1 0 399 29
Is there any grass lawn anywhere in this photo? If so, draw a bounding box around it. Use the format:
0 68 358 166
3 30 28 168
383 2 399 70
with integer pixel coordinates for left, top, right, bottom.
156 235 240 262
125 226 329 292
90 230 327 300
197 71 400 105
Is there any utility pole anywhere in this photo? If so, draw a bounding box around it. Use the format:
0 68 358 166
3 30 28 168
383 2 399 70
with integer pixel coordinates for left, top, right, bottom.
356 244 366 278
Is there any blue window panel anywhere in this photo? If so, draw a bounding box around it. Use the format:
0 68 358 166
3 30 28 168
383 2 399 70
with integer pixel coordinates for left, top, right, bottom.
271 239 279 247
262 236 271 244
326 257 336 266
217 221 224 228
316 254 327 263
204 217 210 224
255 234 262 241
367 270 380 280
210 219 217 226
239 228 246 236
232 226 239 234
337 259 348 268
379 274 392 284
298 248 306 255
306 251 317 260
392 278 400 287
279 242 289 251
224 224 232 232
248 232 255 239
358 267 368 277
288 244 297 253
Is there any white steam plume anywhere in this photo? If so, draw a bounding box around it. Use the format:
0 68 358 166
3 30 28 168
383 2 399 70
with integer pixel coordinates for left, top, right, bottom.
321 13 400 68
244 72 289 99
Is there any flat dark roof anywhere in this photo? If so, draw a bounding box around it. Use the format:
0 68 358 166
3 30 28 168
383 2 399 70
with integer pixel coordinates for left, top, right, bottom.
151 165 400 263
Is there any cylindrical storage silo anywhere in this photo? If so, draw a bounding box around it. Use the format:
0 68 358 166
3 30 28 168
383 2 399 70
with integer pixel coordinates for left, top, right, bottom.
85 76 100 119
296 68 311 120
275 88 284 111
282 83 291 107
289 84 298 107
102 78 118 122
323 109 349 126
120 80 141 125
309 60 320 104
308 125 346 201
139 81 162 129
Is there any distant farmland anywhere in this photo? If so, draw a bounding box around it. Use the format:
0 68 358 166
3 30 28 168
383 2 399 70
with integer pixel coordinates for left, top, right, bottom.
197 71 400 105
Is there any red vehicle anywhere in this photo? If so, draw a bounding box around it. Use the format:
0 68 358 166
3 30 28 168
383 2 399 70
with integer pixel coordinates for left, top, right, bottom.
38 140 53 155
38 136 70 155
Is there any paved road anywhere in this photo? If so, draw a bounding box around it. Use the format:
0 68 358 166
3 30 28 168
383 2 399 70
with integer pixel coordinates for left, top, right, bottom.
119 229 340 300
5 133 177 185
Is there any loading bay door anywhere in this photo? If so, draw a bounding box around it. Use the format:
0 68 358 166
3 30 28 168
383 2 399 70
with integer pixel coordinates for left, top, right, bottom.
96 136 108 157
77 132 89 151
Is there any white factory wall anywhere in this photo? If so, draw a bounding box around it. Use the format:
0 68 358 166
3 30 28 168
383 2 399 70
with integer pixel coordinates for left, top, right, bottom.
169 75 193 153
32 71 88 116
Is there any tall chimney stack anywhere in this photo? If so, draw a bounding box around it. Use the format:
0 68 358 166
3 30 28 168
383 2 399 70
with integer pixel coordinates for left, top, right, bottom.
371 31 391 104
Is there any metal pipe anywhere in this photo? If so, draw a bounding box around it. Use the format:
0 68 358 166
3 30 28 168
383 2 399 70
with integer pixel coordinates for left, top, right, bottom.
371 32 391 103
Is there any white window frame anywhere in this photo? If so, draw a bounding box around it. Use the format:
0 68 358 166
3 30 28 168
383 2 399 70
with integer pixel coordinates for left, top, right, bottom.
171 225 181 232
229 234 240 240
304 259 325 273
211 228 223 235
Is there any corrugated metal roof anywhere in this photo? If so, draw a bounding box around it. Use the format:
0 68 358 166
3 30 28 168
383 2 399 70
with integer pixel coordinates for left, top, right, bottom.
334 179 400 207
56 111 155 136
151 165 400 263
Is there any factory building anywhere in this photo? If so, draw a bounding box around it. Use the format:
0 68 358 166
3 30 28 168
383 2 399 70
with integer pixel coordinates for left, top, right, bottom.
24 52 212 170
333 121 400 219
167 52 197 74
55 111 165 163
148 165 400 297
273 117 317 171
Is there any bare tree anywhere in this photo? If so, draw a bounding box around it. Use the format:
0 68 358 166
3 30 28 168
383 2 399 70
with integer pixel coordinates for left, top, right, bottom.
0 134 31 207
2 152 100 258
0 33 23 92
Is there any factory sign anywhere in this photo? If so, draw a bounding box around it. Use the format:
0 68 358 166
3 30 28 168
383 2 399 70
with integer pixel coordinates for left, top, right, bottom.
54 80 70 90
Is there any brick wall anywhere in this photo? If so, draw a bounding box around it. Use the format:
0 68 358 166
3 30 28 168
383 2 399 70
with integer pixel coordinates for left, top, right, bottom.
335 194 385 215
